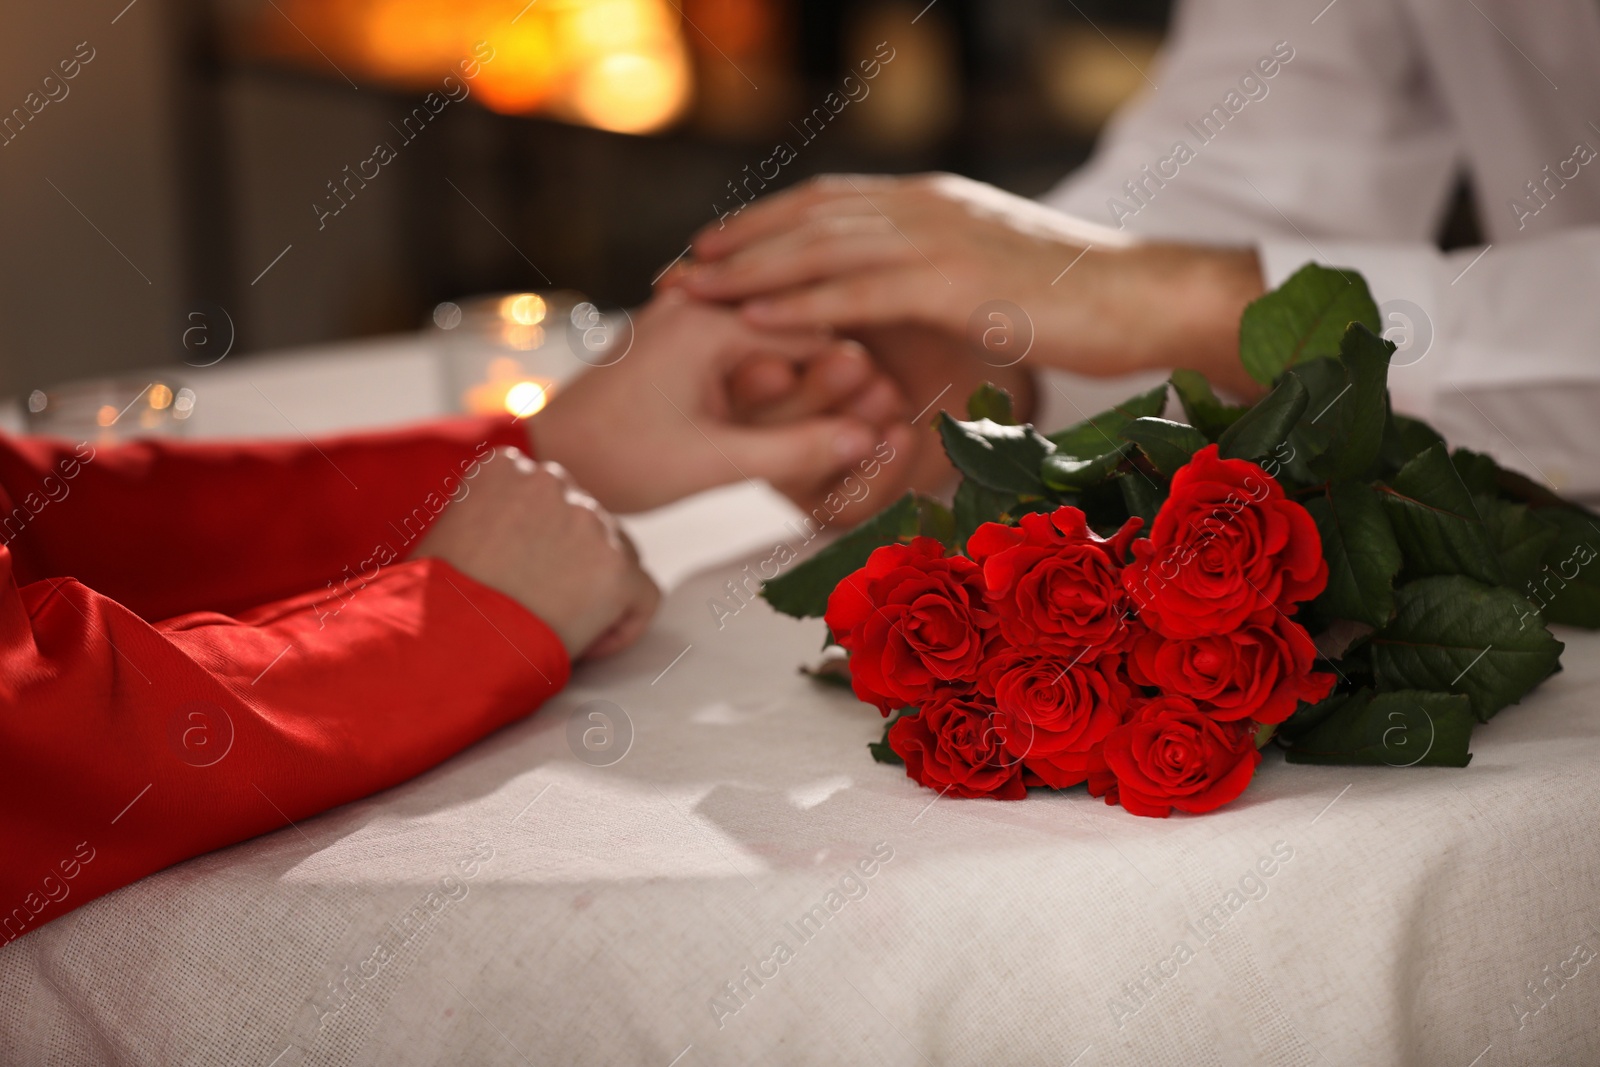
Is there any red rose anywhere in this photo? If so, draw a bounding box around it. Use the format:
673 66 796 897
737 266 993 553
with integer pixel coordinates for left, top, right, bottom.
1089 695 1261 817
1128 615 1336 725
825 537 997 715
888 693 1027 799
968 507 1142 659
1122 445 1327 639
978 648 1133 789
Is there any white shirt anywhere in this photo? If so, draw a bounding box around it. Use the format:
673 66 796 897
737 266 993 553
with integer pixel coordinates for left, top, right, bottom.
1035 0 1600 497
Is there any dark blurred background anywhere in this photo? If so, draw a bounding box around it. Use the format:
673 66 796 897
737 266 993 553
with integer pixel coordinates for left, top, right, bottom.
1 0 1178 395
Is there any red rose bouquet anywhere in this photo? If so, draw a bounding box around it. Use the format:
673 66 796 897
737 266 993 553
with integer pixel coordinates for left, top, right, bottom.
763 264 1599 816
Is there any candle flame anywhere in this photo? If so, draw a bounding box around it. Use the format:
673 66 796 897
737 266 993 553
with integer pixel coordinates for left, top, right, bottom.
505 380 551 418
500 293 547 325
464 356 555 418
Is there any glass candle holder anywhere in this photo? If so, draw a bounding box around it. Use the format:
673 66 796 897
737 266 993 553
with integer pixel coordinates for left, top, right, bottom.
431 292 634 419
25 378 196 444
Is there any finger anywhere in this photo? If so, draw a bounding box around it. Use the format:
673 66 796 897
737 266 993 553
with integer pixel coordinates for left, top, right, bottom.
727 354 800 414
632 296 837 381
616 525 643 566
652 257 695 293
739 270 946 331
692 174 873 260
682 221 913 303
715 414 880 488
837 374 909 425
581 568 660 659
736 343 875 427
666 305 835 371
771 421 917 527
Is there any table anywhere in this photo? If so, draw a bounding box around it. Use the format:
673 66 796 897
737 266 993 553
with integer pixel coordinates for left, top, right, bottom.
3 339 1598 1066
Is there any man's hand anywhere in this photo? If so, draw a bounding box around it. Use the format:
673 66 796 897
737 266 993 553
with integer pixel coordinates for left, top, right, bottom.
529 290 906 513
679 173 1264 398
413 449 659 661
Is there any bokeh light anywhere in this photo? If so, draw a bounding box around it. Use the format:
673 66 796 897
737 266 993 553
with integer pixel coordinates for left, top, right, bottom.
268 0 693 135
501 293 547 325
504 379 550 417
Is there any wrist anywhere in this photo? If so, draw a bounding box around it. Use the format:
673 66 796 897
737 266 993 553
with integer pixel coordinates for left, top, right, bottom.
523 404 586 490
525 397 654 513
1120 243 1264 397
1184 245 1265 397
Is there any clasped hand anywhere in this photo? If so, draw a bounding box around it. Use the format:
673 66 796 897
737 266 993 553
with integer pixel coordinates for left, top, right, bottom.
415 172 1269 664
414 289 924 662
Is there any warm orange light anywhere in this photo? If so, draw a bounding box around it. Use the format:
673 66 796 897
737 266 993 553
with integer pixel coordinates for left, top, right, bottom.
576 0 676 49
148 383 174 410
96 404 118 427
464 357 554 418
473 17 564 114
505 379 551 417
269 0 693 135
500 293 547 325
360 0 473 80
571 49 690 134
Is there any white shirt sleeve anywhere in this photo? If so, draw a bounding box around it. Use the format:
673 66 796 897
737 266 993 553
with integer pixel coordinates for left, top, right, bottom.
1031 0 1600 498
1263 230 1600 500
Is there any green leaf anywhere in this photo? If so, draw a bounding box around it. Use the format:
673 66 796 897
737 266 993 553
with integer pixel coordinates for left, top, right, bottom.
916 496 956 545
1284 689 1474 767
1217 373 1308 461
1260 359 1344 487
1305 482 1403 627
1046 383 1169 457
761 492 920 618
1378 443 1503 585
1041 443 1135 492
1496 468 1570 511
867 736 902 765
1265 429 1320 489
952 480 1019 549
869 708 918 765
938 414 1055 495
1120 417 1208 477
1239 262 1380 385
1530 508 1600 627
1305 324 1394 481
966 382 1016 425
1078 477 1138 535
1394 415 1446 457
1380 412 1446 474
1451 448 1501 496
1279 357 1344 457
1119 471 1166 528
1169 368 1246 440
1369 576 1563 721
1478 495 1559 589
1277 689 1359 743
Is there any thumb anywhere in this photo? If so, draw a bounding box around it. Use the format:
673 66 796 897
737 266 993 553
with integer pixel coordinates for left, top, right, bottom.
715 416 880 488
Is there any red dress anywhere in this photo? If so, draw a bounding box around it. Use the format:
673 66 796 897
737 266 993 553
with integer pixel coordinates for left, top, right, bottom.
0 417 571 946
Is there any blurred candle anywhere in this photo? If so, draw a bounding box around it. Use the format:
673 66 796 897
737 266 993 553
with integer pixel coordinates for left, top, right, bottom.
463 356 556 418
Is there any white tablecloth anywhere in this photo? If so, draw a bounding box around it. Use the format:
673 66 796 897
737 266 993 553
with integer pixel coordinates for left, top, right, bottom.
3 340 1599 1066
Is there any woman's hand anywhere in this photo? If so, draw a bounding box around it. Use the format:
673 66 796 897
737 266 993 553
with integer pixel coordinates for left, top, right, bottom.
413 449 659 660
529 291 903 514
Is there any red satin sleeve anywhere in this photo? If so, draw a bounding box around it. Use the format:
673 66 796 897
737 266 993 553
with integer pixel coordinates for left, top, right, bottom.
0 418 570 945
0 414 530 621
